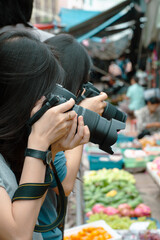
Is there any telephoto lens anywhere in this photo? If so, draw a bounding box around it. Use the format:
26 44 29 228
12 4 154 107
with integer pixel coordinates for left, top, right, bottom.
77 82 127 123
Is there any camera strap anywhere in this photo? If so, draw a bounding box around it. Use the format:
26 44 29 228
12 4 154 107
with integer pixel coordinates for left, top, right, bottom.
28 96 59 127
12 167 53 202
35 161 67 233
76 88 94 104
12 161 67 233
76 94 86 104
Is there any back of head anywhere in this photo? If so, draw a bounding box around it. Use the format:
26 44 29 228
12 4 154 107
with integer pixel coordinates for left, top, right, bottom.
45 34 92 95
0 31 64 177
0 0 33 27
130 75 139 84
147 96 160 105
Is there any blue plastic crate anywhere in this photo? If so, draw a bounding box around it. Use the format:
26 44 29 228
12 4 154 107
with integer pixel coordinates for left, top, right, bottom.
117 134 135 143
87 154 124 170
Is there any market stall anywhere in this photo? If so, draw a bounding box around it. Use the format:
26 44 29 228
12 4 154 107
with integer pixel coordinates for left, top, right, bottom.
65 128 160 239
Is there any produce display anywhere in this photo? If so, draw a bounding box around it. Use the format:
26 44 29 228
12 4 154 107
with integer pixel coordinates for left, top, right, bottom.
84 169 144 213
149 157 160 176
82 138 160 235
87 203 151 218
118 132 160 149
139 132 160 148
87 214 157 230
147 158 160 187
118 230 160 240
64 227 112 240
123 149 148 158
84 169 135 185
139 231 160 240
117 139 142 149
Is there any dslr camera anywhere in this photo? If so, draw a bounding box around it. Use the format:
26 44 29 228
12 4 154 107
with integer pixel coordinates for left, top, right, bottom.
77 82 127 123
29 84 126 154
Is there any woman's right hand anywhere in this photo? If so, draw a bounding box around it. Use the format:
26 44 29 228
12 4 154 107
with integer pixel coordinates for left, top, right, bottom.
51 115 90 155
28 98 76 151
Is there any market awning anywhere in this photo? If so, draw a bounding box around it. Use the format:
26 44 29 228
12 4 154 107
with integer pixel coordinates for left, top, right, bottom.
59 0 131 38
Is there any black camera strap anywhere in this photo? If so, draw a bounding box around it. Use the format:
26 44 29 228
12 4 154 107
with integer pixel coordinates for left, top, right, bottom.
35 161 67 233
76 87 96 104
12 161 67 233
28 96 59 127
12 167 53 202
76 94 86 104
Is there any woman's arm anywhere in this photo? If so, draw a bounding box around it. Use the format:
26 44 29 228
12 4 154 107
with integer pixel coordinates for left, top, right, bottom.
52 115 89 196
53 93 108 196
0 98 77 240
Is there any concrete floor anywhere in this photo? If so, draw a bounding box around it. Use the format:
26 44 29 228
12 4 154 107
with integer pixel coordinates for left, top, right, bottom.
134 171 160 222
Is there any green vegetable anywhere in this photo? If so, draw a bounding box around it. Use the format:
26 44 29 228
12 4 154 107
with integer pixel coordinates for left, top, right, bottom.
87 213 157 230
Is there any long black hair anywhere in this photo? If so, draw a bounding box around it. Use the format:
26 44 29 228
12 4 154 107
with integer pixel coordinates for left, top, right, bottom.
0 0 33 27
45 34 92 95
0 31 64 181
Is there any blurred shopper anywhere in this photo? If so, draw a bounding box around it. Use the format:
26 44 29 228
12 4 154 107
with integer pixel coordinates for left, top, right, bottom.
119 76 145 117
0 0 53 41
136 68 148 87
125 76 146 111
135 96 160 138
109 55 132 82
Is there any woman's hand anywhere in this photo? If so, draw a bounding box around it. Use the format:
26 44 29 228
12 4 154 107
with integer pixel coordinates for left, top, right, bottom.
79 92 108 116
28 97 77 151
51 115 90 155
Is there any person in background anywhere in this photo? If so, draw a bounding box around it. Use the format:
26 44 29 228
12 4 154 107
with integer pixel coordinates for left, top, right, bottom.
125 76 146 112
136 67 148 87
135 96 160 137
0 31 90 240
0 0 54 41
119 76 145 118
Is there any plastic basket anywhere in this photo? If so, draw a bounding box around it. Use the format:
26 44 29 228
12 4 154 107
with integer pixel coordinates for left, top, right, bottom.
87 154 124 170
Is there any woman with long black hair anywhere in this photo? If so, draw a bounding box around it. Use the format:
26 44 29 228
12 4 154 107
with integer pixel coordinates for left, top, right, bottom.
0 31 90 240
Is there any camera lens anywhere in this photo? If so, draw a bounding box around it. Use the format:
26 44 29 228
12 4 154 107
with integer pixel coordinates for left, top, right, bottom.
81 82 127 123
103 103 127 123
72 104 125 154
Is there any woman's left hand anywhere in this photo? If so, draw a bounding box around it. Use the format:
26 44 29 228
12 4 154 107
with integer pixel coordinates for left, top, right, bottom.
51 115 90 154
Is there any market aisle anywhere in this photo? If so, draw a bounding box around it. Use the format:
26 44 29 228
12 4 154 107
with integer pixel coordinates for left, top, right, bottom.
134 171 160 222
